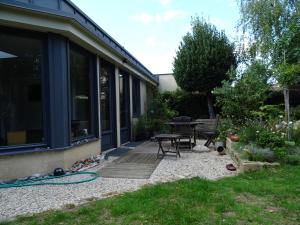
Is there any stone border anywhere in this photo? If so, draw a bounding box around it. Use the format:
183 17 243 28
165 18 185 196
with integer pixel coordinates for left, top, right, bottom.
226 138 280 172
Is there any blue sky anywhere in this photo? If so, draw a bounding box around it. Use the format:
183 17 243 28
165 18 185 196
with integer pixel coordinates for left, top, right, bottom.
72 0 240 74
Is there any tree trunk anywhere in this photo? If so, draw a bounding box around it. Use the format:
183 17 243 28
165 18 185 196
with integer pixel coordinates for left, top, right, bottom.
207 92 215 119
283 88 291 139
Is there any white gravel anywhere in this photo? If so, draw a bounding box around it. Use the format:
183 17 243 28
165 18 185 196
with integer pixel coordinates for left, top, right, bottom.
0 143 237 221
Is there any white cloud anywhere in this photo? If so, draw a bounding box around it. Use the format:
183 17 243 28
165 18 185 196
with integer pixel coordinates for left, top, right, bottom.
131 10 187 24
135 50 175 73
159 0 172 6
131 12 153 24
163 10 187 21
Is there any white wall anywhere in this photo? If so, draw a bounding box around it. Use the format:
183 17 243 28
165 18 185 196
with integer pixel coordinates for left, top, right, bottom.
156 74 179 92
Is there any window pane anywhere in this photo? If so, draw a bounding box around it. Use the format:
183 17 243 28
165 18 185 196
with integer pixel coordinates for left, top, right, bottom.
119 74 126 128
132 77 140 117
100 63 111 131
0 31 44 146
70 46 91 139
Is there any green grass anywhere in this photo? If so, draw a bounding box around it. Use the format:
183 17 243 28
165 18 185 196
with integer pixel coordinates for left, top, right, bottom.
1 165 300 225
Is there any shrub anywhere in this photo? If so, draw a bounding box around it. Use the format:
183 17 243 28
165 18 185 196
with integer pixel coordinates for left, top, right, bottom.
160 90 210 119
245 144 276 162
273 147 287 160
214 61 271 125
292 120 300 144
291 105 300 120
256 130 285 149
285 155 300 165
239 120 265 144
217 117 234 140
133 92 177 140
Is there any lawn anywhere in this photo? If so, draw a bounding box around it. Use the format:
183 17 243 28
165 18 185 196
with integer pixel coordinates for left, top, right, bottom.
1 165 300 225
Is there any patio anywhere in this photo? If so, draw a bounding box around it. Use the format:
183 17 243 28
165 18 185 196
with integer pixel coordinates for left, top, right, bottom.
0 140 237 221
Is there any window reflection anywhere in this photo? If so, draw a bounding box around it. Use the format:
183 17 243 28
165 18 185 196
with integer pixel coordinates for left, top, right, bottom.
0 31 44 146
100 62 111 131
70 45 91 139
119 73 126 128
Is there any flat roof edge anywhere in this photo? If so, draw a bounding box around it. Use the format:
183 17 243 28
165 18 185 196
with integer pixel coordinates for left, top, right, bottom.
0 0 158 84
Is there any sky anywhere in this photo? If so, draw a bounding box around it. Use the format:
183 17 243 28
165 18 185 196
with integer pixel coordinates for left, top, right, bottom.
72 0 240 74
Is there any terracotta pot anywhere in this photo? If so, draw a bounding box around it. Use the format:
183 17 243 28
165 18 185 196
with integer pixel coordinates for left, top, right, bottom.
230 134 240 142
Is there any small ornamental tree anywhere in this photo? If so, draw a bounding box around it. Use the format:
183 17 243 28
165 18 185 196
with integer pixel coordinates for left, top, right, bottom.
173 17 236 118
238 0 300 138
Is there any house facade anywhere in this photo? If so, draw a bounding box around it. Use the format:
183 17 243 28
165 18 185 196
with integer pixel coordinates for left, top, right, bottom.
0 0 158 180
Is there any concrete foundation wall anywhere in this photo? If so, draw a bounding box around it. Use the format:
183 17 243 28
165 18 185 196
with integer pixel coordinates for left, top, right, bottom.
0 141 100 181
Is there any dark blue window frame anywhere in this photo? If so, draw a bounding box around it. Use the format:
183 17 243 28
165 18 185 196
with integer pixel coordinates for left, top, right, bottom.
0 26 49 153
132 76 141 117
68 42 98 143
0 27 100 155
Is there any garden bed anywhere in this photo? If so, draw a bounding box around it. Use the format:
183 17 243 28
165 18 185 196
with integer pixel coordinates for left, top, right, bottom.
226 138 280 172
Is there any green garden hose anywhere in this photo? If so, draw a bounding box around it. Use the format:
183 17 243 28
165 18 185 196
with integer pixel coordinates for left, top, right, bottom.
0 171 99 189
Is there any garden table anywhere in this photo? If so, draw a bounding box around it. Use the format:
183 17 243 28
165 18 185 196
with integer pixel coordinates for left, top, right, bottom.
165 121 203 146
154 134 181 158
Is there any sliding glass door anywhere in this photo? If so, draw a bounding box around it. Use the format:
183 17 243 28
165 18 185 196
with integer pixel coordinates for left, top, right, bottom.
100 60 116 150
119 71 130 144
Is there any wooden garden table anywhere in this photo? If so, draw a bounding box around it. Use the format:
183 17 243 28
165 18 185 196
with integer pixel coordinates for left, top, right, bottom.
154 134 181 158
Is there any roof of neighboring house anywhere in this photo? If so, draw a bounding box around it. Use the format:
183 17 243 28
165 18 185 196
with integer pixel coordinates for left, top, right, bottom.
0 0 158 83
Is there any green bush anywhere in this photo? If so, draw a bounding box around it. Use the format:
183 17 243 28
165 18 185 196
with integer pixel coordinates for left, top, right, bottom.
245 144 276 162
273 147 287 160
239 120 266 144
285 155 300 165
292 121 300 144
291 105 300 120
217 117 234 140
256 130 285 149
133 91 177 140
160 90 210 119
214 61 271 125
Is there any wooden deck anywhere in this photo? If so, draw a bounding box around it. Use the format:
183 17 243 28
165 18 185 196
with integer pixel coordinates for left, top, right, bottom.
99 152 161 179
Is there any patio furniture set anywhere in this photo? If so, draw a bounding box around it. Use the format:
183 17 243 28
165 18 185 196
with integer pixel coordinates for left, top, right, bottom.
155 116 219 158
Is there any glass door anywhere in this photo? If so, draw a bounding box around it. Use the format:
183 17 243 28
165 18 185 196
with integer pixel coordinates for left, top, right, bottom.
100 60 116 150
119 71 130 143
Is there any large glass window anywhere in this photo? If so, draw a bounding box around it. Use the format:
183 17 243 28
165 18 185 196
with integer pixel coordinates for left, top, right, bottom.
70 45 92 139
132 77 141 117
100 62 113 131
119 73 127 128
0 30 44 147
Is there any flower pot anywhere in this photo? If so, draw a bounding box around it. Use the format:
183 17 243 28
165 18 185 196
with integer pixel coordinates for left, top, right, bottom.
215 141 226 155
230 134 240 142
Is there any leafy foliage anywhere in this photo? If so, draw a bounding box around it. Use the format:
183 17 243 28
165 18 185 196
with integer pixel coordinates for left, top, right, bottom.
245 144 276 162
173 17 236 93
159 90 210 119
133 91 177 140
214 61 271 124
238 0 299 60
274 63 300 87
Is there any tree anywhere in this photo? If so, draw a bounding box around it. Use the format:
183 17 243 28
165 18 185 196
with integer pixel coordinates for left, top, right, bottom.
173 17 236 118
238 0 300 138
214 61 271 124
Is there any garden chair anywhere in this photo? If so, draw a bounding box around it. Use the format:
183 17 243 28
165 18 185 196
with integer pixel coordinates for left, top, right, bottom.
195 115 220 147
171 116 194 150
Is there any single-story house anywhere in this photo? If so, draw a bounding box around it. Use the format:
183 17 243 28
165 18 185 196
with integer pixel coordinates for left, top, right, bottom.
0 0 158 180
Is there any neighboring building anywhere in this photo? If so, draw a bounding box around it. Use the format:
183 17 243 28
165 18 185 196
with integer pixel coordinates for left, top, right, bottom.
0 0 158 180
154 73 179 92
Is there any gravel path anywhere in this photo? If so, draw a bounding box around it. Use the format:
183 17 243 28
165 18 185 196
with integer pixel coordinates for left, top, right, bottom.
0 143 237 221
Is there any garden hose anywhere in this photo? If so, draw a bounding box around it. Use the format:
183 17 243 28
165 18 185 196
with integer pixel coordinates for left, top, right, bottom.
0 171 99 189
